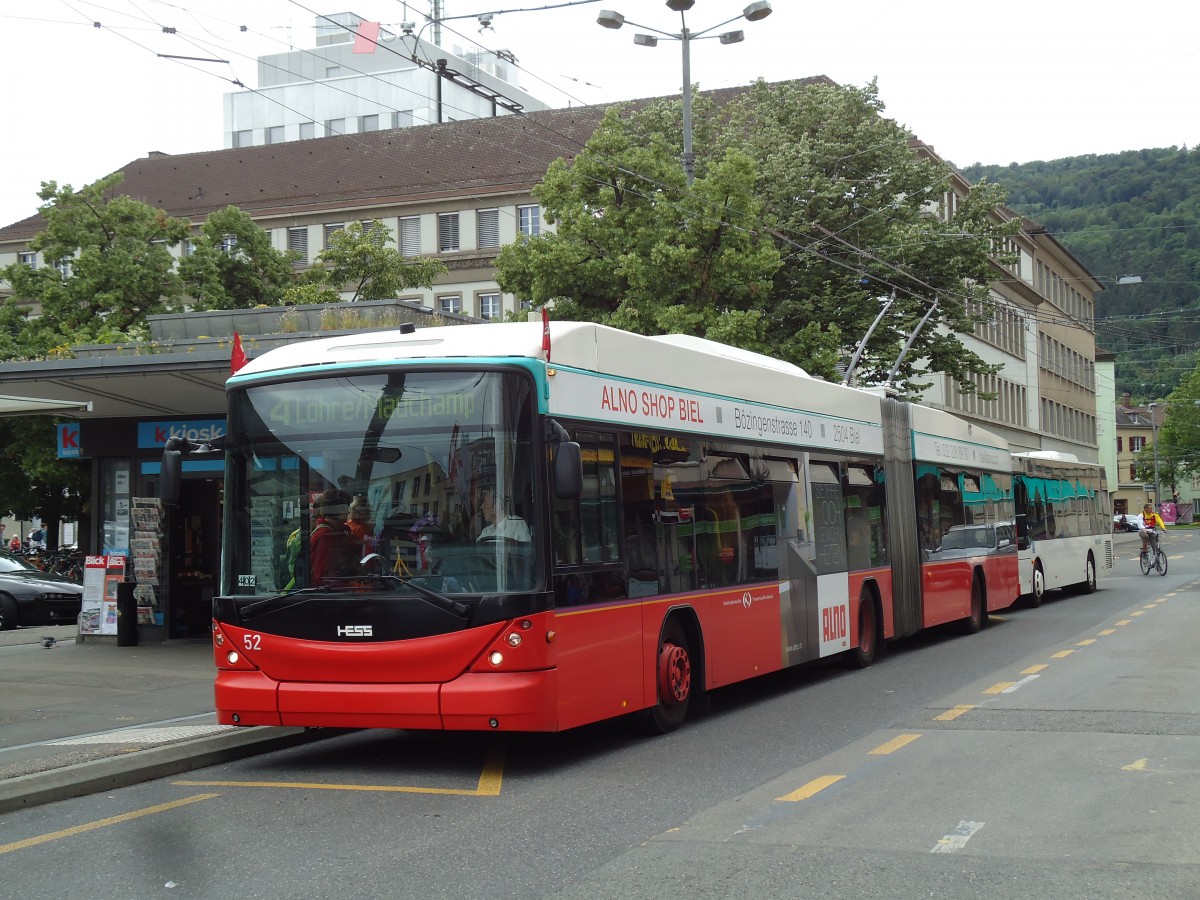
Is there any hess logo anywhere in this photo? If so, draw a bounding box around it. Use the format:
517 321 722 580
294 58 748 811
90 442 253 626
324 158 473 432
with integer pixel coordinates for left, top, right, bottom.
337 625 373 637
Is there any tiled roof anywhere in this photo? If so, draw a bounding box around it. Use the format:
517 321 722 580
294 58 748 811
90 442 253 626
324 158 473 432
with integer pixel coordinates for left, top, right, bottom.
0 78 833 241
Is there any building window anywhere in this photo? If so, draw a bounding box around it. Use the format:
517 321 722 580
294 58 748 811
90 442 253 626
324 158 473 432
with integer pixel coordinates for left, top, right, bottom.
17 251 36 269
233 129 253 148
518 204 541 236
437 294 462 315
181 239 194 258
479 293 501 320
326 66 341 78
1130 436 1146 452
399 217 421 257
287 227 309 264
219 234 238 254
266 125 285 144
1116 436 1123 452
55 257 72 278
438 213 460 252
360 114 379 132
477 209 499 249
325 118 345 136
1130 464 1138 481
299 122 316 140
324 223 345 248
394 110 413 128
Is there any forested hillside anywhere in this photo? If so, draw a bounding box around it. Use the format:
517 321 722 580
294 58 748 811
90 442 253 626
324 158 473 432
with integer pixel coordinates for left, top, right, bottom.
961 147 1200 402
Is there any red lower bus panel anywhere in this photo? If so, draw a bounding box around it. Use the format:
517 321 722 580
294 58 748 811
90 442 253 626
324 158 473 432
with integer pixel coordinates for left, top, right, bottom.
440 671 558 731
215 671 283 726
277 681 442 729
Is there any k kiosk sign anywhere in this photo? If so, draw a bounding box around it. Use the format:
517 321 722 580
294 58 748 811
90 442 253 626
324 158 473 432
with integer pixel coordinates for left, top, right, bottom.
56 422 82 459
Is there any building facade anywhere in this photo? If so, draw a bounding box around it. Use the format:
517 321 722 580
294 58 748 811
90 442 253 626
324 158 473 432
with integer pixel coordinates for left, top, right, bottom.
225 12 548 149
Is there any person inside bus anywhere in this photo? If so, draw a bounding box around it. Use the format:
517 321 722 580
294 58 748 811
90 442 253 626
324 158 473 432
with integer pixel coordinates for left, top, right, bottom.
476 487 531 542
310 488 355 583
1140 502 1165 557
346 494 375 553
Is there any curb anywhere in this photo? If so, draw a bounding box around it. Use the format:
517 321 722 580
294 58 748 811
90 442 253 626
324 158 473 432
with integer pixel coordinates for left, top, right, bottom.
0 727 323 815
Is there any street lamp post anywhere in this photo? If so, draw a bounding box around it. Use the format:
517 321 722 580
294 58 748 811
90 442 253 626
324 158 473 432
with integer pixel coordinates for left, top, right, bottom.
597 2 773 185
1150 401 1161 509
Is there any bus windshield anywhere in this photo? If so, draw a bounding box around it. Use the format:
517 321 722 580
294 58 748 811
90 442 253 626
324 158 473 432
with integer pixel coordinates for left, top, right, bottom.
223 369 541 599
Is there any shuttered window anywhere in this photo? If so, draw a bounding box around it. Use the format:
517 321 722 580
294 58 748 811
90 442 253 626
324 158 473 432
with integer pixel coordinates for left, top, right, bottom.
438 213 460 252
399 217 421 256
477 209 499 249
287 227 308 265
323 223 344 249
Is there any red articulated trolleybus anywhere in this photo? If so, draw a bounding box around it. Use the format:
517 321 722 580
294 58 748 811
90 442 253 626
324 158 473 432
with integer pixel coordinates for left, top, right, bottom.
163 321 1021 733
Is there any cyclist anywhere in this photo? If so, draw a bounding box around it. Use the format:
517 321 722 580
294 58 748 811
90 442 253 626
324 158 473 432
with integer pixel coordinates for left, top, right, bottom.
1140 502 1166 559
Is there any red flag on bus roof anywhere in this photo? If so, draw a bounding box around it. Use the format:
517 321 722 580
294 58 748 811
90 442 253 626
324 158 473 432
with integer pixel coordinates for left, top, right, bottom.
541 307 551 363
231 332 247 374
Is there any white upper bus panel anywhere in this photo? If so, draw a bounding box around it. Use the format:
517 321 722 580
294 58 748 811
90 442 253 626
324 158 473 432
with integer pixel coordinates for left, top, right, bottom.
233 321 880 426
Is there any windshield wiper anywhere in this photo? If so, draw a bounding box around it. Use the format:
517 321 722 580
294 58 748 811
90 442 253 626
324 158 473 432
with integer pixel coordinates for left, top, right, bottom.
347 573 472 619
240 586 332 620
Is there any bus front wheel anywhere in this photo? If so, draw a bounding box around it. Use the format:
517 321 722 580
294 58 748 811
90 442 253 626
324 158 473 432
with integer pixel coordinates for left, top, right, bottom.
648 619 692 734
1028 562 1045 608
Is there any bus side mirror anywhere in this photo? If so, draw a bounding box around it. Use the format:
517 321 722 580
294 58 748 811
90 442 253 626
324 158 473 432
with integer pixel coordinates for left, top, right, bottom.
161 446 183 505
554 441 583 500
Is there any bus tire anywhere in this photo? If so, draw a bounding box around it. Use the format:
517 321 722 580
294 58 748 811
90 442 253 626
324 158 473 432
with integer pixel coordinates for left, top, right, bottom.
958 573 985 635
647 618 693 734
845 587 878 669
1027 561 1046 608
1081 552 1097 594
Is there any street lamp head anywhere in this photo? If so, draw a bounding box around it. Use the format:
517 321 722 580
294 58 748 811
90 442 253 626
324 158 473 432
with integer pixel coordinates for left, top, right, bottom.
666 0 696 11
634 33 659 46
743 1 773 21
597 10 625 29
719 30 745 44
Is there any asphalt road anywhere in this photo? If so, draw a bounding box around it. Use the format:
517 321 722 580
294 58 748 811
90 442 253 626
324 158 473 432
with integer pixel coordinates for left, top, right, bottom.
2 532 1198 899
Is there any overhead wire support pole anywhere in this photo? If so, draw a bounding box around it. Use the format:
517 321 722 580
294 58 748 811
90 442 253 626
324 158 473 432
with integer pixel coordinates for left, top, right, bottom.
842 289 896 386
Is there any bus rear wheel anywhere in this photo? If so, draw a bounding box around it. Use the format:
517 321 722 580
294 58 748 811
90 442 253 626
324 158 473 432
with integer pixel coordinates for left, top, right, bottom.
1028 561 1045 608
958 575 985 635
648 619 692 734
845 590 878 669
1081 552 1097 594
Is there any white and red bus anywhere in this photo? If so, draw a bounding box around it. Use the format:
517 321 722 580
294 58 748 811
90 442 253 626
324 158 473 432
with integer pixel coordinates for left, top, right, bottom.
169 321 1022 733
1012 451 1112 605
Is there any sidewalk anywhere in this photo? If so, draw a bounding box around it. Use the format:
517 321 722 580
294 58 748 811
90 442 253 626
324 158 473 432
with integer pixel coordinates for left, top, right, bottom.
0 625 314 814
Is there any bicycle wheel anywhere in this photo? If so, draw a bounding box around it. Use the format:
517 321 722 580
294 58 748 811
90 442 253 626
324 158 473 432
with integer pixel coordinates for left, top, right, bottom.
1139 550 1152 575
1156 548 1168 575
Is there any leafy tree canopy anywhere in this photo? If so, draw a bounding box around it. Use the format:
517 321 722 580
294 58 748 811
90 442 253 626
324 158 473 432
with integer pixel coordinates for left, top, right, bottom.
290 219 447 304
0 173 190 355
177 205 297 310
498 80 1019 392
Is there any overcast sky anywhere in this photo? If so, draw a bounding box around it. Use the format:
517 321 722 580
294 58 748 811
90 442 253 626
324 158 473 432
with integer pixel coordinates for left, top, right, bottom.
1 0 1195 227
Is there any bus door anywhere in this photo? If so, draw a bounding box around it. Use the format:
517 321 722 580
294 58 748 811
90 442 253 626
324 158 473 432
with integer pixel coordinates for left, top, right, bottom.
805 459 852 660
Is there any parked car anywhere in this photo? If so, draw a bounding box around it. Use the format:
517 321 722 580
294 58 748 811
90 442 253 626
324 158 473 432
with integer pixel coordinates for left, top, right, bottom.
0 549 84 630
1112 514 1140 533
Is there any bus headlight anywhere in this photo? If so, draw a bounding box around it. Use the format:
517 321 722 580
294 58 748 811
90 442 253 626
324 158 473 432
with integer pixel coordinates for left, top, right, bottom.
489 651 504 666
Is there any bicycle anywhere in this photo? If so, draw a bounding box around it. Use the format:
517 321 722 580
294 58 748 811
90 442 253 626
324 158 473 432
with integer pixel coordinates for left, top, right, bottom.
1138 530 1168 576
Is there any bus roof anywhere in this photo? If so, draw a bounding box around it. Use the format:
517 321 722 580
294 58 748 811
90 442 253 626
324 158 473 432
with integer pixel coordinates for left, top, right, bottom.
233 321 883 424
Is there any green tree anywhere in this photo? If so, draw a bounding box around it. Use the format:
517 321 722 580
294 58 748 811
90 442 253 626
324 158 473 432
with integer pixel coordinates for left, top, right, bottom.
495 107 782 346
0 174 190 356
497 81 1018 391
0 417 89 552
177 206 297 310
717 79 1019 389
1156 375 1200 480
291 220 447 304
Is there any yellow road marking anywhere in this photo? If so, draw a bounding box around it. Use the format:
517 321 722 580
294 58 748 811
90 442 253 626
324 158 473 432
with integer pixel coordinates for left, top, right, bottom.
1077 638 1096 646
1098 629 1116 636
984 682 1015 694
0 794 218 855
869 734 921 755
1131 610 1145 617
935 705 975 721
1116 619 1132 626
1123 758 1148 771
1021 664 1048 675
178 742 507 797
777 775 844 802
1052 649 1074 658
